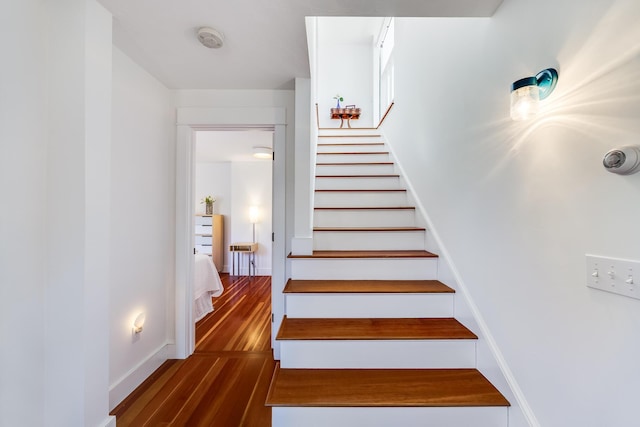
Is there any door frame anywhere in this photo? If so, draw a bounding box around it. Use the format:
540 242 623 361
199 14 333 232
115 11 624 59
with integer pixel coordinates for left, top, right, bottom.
175 107 287 358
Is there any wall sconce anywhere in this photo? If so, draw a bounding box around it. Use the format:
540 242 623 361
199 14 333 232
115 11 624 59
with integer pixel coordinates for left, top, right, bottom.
603 146 640 175
133 312 146 334
252 146 272 159
510 68 558 121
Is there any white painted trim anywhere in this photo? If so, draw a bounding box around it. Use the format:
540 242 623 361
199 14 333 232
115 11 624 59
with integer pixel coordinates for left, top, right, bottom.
175 107 287 361
175 125 196 358
177 107 286 126
381 128 538 427
99 416 116 427
108 343 175 410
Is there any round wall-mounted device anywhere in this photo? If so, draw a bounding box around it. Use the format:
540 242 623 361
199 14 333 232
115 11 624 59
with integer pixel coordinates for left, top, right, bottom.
197 27 224 49
603 145 640 175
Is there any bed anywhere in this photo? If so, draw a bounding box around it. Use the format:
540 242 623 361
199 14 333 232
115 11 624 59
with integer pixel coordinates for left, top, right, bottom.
194 253 224 322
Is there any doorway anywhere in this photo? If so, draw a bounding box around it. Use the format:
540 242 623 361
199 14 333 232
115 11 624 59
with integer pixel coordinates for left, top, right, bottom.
175 107 287 359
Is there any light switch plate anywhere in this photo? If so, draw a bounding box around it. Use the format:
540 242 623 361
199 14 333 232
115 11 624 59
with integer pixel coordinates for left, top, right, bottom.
586 255 640 300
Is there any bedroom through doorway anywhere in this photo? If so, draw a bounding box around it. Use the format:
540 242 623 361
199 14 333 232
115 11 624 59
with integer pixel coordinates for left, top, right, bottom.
192 128 274 345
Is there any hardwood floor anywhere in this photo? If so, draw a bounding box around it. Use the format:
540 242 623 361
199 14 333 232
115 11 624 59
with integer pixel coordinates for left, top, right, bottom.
111 274 273 427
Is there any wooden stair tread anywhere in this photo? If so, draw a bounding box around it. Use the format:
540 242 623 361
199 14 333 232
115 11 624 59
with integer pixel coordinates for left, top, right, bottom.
284 279 454 294
317 152 389 155
266 364 510 407
276 317 476 340
316 174 400 178
318 134 381 138
314 227 425 232
288 250 438 259
314 207 415 210
318 143 385 146
316 162 394 165
315 189 406 192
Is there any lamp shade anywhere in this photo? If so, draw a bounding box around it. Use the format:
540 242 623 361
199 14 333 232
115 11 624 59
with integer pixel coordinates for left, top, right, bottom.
249 206 259 223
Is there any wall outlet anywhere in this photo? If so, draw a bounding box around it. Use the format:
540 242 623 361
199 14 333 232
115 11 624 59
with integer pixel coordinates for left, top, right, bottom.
586 255 640 300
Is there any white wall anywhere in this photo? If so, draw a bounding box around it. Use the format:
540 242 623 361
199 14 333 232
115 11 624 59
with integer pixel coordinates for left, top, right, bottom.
383 2 640 425
0 1 48 425
196 161 273 274
230 162 273 275
195 162 231 217
109 47 175 408
1 1 114 426
317 20 375 128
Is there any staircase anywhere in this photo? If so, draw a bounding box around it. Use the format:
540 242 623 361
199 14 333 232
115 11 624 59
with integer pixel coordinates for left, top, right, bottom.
266 129 510 426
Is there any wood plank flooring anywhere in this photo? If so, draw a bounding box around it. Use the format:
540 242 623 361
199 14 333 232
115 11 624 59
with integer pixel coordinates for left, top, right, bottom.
111 274 273 427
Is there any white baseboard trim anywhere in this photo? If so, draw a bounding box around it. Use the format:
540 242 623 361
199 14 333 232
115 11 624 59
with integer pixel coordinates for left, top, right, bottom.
109 342 176 411
381 128 538 427
98 415 116 427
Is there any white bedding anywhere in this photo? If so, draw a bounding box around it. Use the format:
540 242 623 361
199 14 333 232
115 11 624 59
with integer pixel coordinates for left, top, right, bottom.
194 253 224 321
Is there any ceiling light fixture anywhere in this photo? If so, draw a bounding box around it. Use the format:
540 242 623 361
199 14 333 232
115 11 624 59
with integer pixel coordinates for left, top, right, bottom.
510 68 558 121
253 146 272 159
197 27 224 49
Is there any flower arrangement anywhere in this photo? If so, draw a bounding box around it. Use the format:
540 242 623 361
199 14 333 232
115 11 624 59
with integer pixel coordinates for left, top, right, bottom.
201 195 216 205
333 94 344 108
201 195 216 214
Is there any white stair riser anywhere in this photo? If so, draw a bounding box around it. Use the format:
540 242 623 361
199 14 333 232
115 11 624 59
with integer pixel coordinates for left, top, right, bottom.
316 153 390 163
315 176 401 190
318 144 386 153
290 258 438 280
273 407 508 427
315 191 408 207
313 230 426 251
279 340 476 369
314 209 416 228
316 164 395 175
285 293 452 318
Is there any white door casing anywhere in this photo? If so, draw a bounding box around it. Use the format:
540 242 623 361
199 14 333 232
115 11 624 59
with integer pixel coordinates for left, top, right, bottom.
175 107 287 358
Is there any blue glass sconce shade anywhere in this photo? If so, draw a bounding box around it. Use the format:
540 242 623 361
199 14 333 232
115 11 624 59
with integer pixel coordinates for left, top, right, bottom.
535 68 558 100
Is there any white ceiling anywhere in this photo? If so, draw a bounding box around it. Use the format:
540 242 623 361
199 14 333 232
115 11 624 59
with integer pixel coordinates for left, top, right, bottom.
97 0 503 90
196 130 273 163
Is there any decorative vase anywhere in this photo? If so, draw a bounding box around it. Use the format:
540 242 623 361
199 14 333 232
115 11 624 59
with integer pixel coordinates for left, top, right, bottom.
205 202 213 215
336 100 341 108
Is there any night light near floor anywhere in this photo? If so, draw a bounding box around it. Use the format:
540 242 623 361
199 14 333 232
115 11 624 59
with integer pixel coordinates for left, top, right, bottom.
133 312 146 334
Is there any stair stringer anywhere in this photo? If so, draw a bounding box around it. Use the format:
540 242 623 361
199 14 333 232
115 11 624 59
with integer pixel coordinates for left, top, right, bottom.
380 128 538 427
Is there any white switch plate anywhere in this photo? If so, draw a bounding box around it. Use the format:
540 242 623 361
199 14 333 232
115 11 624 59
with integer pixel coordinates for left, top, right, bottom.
586 255 640 300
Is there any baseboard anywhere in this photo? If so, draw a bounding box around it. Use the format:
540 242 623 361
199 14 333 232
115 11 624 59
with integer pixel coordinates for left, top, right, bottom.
99 415 116 427
109 342 176 410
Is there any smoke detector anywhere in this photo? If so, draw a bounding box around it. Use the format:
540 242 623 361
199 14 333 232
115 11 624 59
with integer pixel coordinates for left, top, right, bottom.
197 27 224 49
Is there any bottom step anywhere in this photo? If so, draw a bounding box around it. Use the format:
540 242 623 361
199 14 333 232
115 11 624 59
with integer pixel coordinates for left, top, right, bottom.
267 364 510 427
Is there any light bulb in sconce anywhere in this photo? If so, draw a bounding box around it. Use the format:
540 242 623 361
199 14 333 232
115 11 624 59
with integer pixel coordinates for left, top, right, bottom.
510 68 558 121
133 312 146 334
